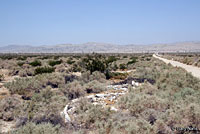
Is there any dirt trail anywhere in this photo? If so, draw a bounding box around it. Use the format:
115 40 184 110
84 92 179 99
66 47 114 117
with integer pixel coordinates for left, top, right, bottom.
153 54 200 79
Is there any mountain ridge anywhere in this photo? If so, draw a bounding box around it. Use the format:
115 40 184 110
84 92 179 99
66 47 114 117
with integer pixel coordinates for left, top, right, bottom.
0 42 200 53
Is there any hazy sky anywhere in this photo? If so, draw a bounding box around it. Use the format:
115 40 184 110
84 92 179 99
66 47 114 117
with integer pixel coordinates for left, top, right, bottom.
0 0 200 46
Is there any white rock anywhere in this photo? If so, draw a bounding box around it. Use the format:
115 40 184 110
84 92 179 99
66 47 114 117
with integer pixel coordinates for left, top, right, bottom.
63 105 71 122
110 106 118 111
132 81 139 86
95 94 108 98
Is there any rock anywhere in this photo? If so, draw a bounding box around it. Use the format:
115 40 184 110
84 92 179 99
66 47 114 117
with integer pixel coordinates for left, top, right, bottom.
110 106 118 111
132 81 139 86
61 105 71 122
95 94 108 98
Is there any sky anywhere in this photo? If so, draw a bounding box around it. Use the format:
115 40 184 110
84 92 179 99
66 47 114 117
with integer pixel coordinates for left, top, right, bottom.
0 0 200 46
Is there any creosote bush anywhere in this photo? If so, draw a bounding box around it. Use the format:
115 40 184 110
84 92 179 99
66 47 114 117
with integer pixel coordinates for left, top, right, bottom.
48 60 62 66
35 66 55 75
29 60 42 67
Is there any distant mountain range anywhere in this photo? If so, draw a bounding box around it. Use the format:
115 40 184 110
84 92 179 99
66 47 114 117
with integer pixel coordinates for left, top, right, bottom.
0 42 200 53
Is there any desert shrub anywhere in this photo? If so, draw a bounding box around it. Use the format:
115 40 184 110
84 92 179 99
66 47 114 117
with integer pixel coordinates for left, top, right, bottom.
19 68 34 77
5 73 64 96
29 60 42 67
22 88 67 126
16 56 27 61
35 66 55 75
36 73 65 88
119 64 126 70
60 80 85 100
76 99 111 128
65 75 77 84
71 64 82 72
48 60 62 66
0 74 4 81
0 95 23 121
11 122 61 134
39 56 52 60
17 61 25 67
85 57 106 73
96 114 153 134
81 71 106 83
106 56 118 64
8 67 20 76
66 58 75 64
5 77 42 96
119 93 167 117
84 80 107 93
127 57 137 65
55 64 66 72
0 55 15 60
112 64 118 71
109 72 128 80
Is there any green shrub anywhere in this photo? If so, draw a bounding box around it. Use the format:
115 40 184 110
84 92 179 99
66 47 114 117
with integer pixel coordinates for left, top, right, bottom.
17 61 25 67
29 60 42 67
66 58 75 64
48 60 62 66
127 57 137 65
71 64 82 72
0 74 4 81
86 58 106 73
0 55 15 60
106 56 118 64
17 56 27 61
108 72 128 80
119 64 126 70
35 67 55 75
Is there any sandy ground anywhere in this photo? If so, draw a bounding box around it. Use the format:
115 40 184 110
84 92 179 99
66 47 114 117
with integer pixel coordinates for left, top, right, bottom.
153 54 200 79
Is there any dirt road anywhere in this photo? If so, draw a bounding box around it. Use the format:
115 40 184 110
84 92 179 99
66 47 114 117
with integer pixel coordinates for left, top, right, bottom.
153 54 200 79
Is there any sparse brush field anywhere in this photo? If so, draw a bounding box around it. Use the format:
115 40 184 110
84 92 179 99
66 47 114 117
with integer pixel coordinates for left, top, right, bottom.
162 53 200 67
0 53 200 134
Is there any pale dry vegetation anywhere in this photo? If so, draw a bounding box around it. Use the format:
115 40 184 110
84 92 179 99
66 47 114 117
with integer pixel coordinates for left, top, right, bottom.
0 53 200 134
